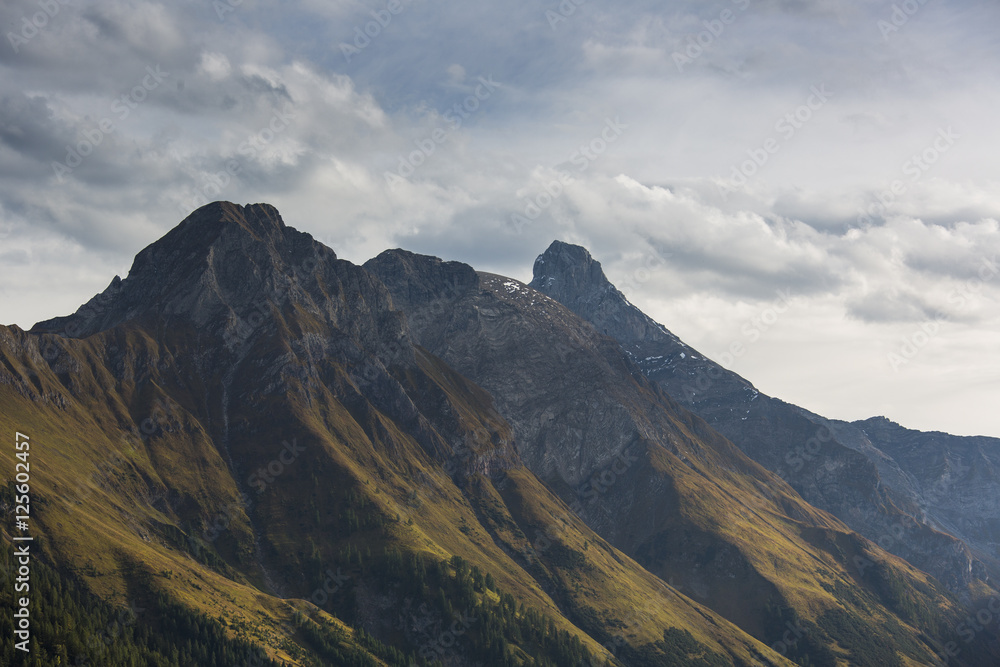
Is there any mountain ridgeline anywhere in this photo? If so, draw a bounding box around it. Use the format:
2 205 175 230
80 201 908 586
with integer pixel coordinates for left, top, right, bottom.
527 241 1000 601
1 202 998 666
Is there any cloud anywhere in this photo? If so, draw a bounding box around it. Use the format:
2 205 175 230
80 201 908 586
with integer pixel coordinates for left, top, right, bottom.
0 0 998 435
199 52 232 81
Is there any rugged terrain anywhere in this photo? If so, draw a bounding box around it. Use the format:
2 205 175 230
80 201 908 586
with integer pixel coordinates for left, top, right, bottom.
527 240 1000 602
0 203 997 666
366 245 999 665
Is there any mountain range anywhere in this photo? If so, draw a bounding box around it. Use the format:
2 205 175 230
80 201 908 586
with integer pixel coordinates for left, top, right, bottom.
2 201 998 666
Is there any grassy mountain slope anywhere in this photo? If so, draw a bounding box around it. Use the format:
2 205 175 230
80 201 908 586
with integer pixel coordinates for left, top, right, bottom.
1 202 800 666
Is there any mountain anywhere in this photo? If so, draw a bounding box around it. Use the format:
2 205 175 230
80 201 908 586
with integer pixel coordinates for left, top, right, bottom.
1 202 997 666
833 416 1000 572
2 203 785 666
365 247 997 665
527 240 1000 601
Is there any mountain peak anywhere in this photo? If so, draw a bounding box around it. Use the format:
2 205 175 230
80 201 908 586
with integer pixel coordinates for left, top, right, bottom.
855 415 907 434
31 202 339 339
179 201 285 240
530 240 669 346
153 201 290 258
530 240 612 299
364 248 479 316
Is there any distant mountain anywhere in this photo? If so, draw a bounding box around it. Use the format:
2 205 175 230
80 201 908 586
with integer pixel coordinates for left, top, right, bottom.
1 203 998 666
833 416 1000 572
528 240 1000 600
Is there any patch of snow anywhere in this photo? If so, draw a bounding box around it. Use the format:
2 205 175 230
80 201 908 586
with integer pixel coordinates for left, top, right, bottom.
503 281 521 294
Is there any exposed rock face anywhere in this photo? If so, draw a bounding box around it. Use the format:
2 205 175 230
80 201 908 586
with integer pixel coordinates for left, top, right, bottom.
839 417 1000 570
30 202 516 487
33 202 410 366
0 203 801 665
529 240 997 597
531 240 684 348
365 247 994 661
368 248 660 489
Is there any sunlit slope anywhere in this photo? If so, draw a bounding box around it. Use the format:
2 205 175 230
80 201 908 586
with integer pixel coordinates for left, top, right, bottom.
1 201 814 666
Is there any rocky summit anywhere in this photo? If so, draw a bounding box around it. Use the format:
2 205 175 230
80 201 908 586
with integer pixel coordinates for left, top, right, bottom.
2 203 999 666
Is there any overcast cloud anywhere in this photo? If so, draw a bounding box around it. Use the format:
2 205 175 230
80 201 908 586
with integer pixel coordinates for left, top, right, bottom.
1 0 998 436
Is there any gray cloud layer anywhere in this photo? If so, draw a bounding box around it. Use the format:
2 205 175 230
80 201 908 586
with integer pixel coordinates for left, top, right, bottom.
1 0 998 435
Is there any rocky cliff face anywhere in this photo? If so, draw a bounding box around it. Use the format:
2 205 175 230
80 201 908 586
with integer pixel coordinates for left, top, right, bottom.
33 201 409 367
840 417 1000 570
366 246 998 665
528 240 998 598
368 248 662 489
28 202 521 483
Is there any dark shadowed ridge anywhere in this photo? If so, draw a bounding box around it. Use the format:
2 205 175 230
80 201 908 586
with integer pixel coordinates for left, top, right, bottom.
32 202 326 338
530 240 684 347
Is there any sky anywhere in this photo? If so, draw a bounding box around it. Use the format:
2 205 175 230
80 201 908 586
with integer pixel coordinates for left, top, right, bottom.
0 0 998 437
